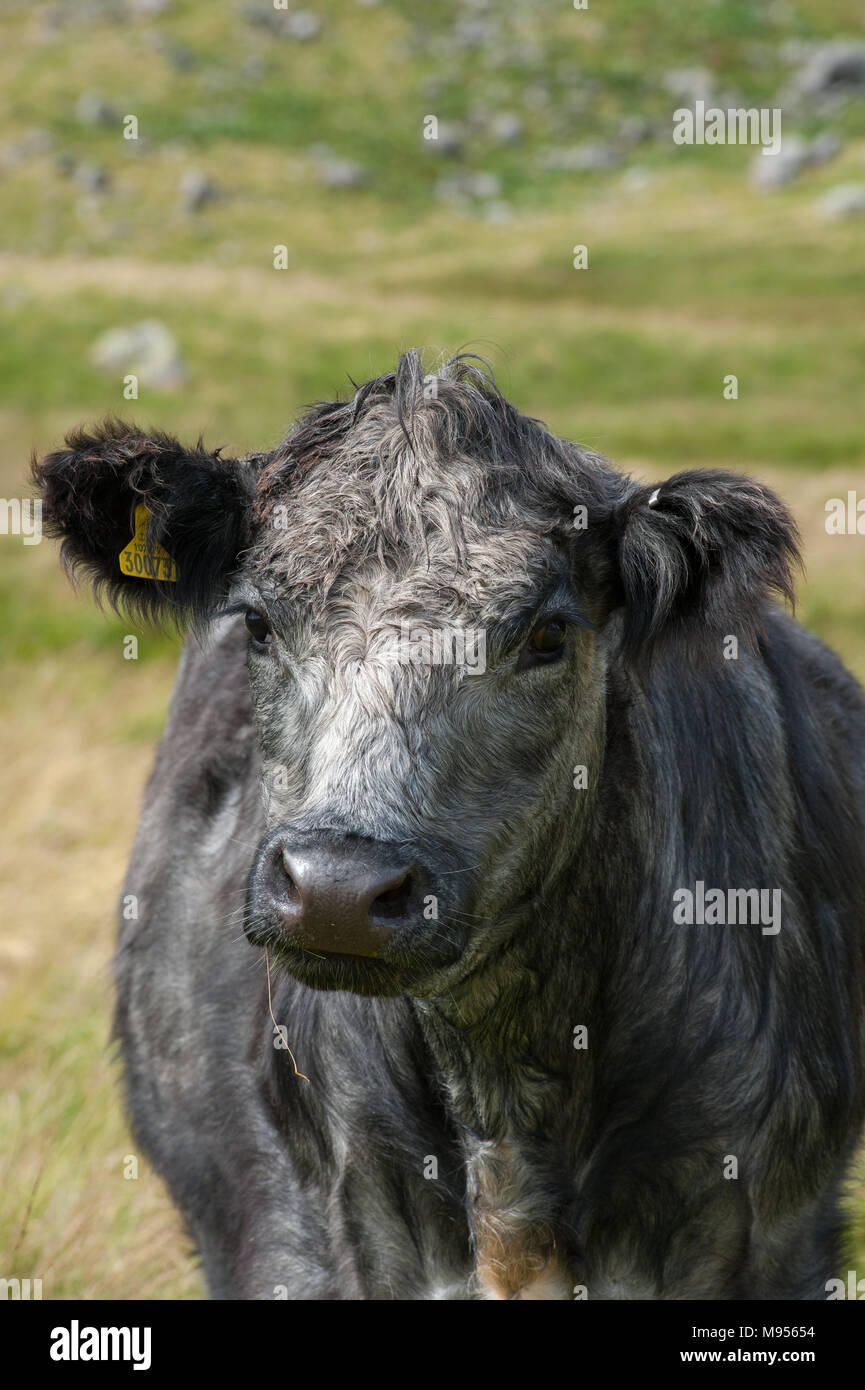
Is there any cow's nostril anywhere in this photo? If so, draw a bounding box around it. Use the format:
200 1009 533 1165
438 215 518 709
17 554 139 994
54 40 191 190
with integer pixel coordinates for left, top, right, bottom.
279 849 303 908
371 874 413 921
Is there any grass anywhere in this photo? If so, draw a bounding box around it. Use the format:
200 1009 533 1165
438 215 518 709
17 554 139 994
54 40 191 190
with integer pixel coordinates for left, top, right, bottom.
1 0 864 1299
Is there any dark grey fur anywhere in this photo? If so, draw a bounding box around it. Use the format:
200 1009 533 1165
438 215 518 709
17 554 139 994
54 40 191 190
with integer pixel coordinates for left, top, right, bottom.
34 351 865 1299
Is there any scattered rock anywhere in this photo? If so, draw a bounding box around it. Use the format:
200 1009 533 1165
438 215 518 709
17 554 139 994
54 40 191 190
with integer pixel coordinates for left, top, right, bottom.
619 115 653 146
90 321 186 390
538 142 619 173
483 199 514 224
662 66 714 106
3 129 53 166
284 10 321 41
127 0 171 14
178 169 221 210
76 92 116 126
423 121 465 156
788 43 865 103
750 134 809 190
74 161 110 193
817 182 865 219
751 132 843 190
808 131 842 166
308 147 367 189
240 5 322 41
620 166 653 194
435 171 502 203
488 112 524 146
522 83 550 111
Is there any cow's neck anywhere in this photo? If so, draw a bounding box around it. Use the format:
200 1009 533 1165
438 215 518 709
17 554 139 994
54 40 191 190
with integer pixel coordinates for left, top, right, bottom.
413 909 600 1300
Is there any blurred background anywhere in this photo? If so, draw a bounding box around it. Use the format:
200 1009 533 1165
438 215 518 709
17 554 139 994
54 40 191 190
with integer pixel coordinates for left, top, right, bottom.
1 0 863 1298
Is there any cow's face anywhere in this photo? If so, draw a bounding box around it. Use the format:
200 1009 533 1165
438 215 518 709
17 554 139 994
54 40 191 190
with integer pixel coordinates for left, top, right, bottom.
34 353 798 998
235 450 610 997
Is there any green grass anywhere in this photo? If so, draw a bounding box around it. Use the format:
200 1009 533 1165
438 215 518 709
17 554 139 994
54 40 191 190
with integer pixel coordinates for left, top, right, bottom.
1 0 864 1300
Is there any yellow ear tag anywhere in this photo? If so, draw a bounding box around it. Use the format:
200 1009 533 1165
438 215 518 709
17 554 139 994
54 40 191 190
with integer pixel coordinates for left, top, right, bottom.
118 504 178 582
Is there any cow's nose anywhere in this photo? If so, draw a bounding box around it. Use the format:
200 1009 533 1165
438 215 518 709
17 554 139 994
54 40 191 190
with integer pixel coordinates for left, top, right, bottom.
270 842 415 957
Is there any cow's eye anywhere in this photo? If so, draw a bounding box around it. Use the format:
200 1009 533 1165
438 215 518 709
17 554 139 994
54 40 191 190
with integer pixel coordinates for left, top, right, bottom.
245 611 272 646
529 619 566 655
517 618 567 670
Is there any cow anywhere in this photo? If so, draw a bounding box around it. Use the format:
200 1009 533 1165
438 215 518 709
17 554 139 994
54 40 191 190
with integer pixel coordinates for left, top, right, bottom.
34 350 865 1300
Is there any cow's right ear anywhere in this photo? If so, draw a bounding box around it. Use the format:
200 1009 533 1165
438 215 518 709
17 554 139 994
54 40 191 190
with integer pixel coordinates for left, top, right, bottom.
32 418 256 625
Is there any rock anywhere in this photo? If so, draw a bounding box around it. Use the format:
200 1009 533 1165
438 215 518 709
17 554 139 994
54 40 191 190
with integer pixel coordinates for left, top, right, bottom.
464 170 501 199
178 169 221 210
434 171 502 203
750 134 809 190
619 115 653 146
539 142 619 173
620 166 653 194
750 131 842 189
488 112 524 146
789 43 865 102
74 161 110 193
240 5 321 40
483 199 513 224
423 120 465 156
523 82 550 111
308 147 367 189
451 18 495 50
817 183 865 219
127 0 171 14
90 321 186 390
808 131 842 166
283 10 321 41
76 92 116 126
3 129 53 165
662 66 714 105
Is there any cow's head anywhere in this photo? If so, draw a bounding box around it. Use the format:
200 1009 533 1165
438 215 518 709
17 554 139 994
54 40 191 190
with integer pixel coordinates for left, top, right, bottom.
34 352 799 997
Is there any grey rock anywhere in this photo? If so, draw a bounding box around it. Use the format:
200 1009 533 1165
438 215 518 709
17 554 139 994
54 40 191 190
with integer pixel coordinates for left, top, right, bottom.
809 131 842 166
240 5 321 40
750 135 809 190
309 147 367 189
74 161 111 193
619 115 653 146
662 66 714 105
423 120 464 156
76 92 116 126
482 198 514 224
817 182 865 219
488 112 524 146
750 131 843 189
4 129 54 165
435 171 502 202
789 43 865 102
284 10 321 41
91 320 186 390
620 166 653 194
539 142 619 173
178 170 221 210
127 0 172 14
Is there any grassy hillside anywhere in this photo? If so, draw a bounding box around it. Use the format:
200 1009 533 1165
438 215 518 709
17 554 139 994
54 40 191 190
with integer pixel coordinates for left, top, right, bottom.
1 0 863 1298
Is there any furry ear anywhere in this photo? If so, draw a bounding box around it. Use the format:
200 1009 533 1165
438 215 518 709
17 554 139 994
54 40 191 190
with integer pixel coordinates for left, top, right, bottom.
32 418 256 625
611 469 801 665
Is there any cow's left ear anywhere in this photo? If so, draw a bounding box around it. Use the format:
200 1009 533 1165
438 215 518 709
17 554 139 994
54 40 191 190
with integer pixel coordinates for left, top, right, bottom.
32 418 257 625
607 469 801 665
